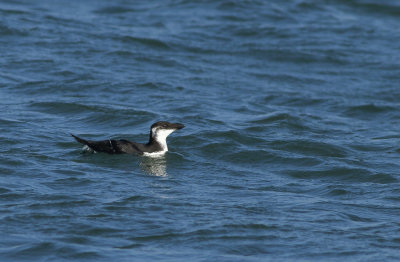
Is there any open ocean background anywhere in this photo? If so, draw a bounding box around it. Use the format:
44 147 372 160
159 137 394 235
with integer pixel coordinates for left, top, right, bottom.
1 0 400 261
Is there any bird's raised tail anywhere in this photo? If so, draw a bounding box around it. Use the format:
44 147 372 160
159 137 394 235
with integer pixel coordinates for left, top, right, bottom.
71 134 97 153
71 134 89 145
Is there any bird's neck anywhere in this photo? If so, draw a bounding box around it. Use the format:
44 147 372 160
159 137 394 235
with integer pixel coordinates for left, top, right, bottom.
147 128 175 152
148 136 168 152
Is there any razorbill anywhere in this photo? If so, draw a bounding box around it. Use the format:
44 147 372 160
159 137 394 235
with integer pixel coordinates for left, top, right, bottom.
72 121 184 156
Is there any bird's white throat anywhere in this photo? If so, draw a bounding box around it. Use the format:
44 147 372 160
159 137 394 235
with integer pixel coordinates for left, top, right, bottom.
151 127 176 151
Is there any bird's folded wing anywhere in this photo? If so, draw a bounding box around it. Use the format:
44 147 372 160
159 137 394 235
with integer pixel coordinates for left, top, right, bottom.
114 139 144 155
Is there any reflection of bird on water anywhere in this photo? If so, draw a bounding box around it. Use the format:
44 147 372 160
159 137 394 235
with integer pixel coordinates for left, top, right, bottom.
140 156 167 177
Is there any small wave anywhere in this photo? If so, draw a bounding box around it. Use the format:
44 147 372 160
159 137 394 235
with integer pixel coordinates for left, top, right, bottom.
205 129 266 146
242 46 348 65
0 23 28 36
349 143 388 152
135 55 180 68
43 14 94 28
339 211 376 223
106 50 136 58
318 185 355 198
250 112 300 124
30 101 154 119
343 104 396 119
45 177 94 188
117 35 170 49
286 167 397 184
222 149 281 164
82 226 122 236
221 149 322 168
0 157 29 170
198 142 237 158
251 72 326 85
223 223 277 230
339 0 400 17
136 82 164 89
271 139 348 158
249 112 312 131
30 101 102 115
232 25 294 38
326 188 349 196
8 242 56 258
93 6 137 14
0 8 30 15
221 15 249 22
217 1 264 10
173 36 232 55
8 240 101 260
0 117 24 125
51 70 76 77
0 191 26 201
0 187 11 194
346 104 395 114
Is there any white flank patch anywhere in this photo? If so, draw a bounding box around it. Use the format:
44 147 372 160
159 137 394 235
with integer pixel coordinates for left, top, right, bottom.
82 145 96 153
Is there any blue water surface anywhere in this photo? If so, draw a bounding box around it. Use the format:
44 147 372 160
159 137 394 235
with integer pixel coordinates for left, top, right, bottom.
1 0 400 261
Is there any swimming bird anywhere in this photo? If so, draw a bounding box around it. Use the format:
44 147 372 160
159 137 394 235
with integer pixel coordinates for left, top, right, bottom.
72 121 184 156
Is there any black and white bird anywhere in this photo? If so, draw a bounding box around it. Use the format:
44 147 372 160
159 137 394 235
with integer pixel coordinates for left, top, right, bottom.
72 121 184 156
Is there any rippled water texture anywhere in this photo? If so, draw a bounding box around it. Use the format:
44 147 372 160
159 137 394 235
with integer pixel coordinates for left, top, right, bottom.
1 0 400 261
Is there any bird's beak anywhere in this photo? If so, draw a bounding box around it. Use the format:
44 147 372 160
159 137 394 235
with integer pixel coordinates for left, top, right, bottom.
173 123 185 130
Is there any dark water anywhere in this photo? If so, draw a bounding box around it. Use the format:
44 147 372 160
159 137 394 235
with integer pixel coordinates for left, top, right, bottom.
1 0 400 261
